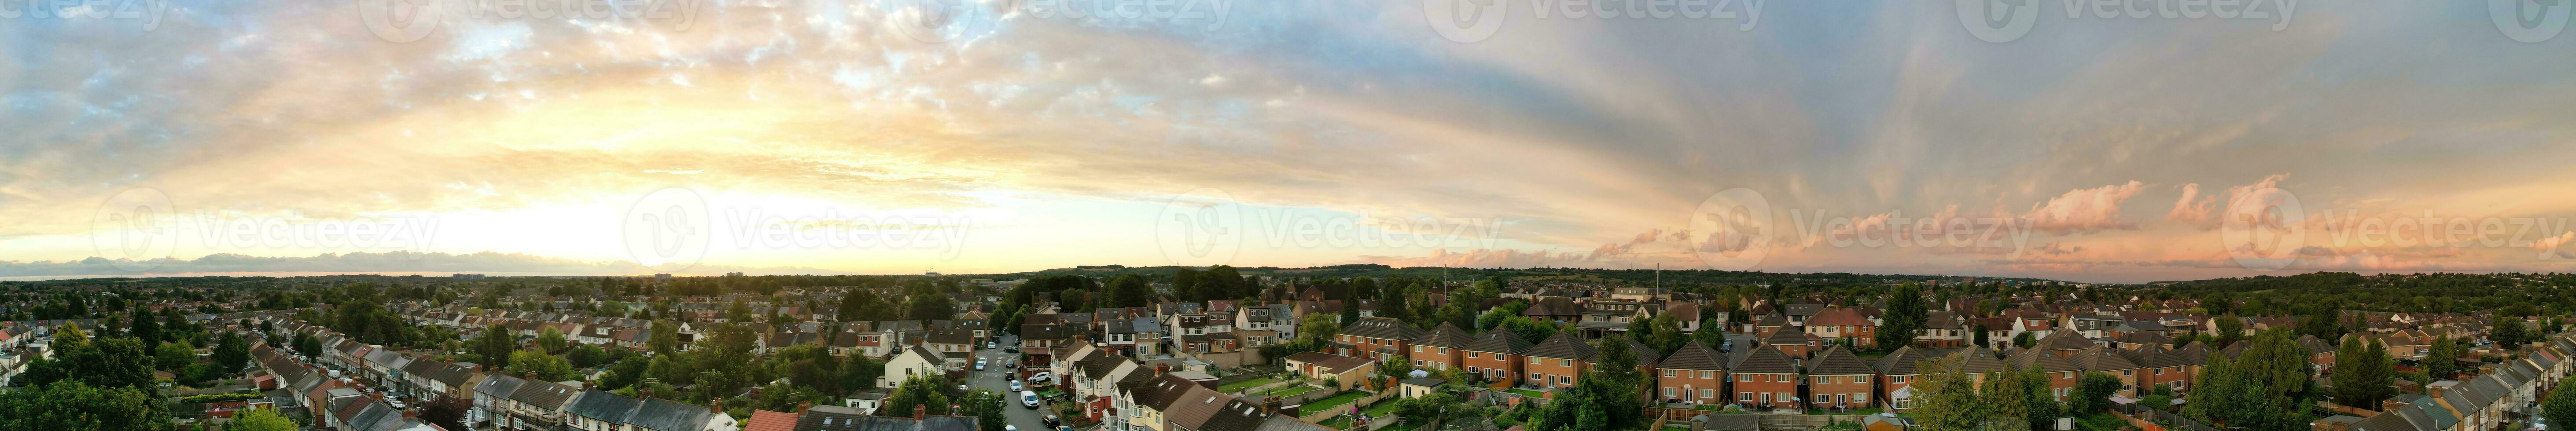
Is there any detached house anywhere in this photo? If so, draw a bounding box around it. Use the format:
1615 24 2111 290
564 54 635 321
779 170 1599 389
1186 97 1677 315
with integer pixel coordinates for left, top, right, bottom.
1654 340 1726 405
1333 317 1424 362
1524 332 1597 389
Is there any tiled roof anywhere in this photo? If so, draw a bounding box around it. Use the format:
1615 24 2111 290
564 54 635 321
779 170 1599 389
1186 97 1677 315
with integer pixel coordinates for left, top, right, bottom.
1806 347 1873 375
508 379 580 409
1460 331 1535 354
1524 331 1597 360
1340 318 1425 341
1727 343 1799 374
1418 323 1471 348
1807 308 1871 326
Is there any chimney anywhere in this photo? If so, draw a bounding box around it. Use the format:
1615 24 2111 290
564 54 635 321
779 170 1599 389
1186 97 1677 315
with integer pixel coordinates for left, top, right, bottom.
523 371 536 380
1262 396 1280 415
711 398 724 414
914 404 928 420
403 408 418 420
1155 363 1170 376
798 401 814 415
582 381 593 391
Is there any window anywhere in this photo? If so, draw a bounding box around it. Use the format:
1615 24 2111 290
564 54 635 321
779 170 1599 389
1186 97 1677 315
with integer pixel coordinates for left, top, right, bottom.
1665 370 1678 377
1560 359 1571 366
1530 358 1540 365
1468 352 1479 358
1699 389 1715 399
1663 388 1677 397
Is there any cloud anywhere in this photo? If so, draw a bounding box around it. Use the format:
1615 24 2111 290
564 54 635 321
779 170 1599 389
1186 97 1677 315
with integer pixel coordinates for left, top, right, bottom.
1354 248 1592 269
2538 231 2576 259
2021 181 2149 234
2168 175 2289 230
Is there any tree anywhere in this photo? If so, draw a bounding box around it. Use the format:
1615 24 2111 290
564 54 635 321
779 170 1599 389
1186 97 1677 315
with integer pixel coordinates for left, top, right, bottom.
156 341 197 372
2301 305 2344 341
2068 372 2121 414
128 309 162 345
509 350 577 382
1979 368 2031 431
2013 331 2035 349
882 375 956 417
475 324 519 365
959 391 1011 431
1970 324 1990 349
1102 274 1152 309
2425 335 2460 380
2215 314 2246 348
2332 336 2395 407
418 395 472 431
293 332 323 358
2495 314 2533 348
648 320 681 356
537 327 571 355
213 331 252 377
1912 357 1985 431
1298 313 1341 345
1878 282 1928 349
2545 376 2576 431
0 380 170 431
230 407 298 431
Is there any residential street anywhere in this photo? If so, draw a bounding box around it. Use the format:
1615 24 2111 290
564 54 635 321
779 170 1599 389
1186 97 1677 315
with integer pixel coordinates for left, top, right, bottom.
968 335 1056 431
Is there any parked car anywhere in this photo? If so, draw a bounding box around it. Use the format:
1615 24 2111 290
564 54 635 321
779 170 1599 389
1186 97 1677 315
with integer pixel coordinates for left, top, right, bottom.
1009 380 1025 392
1005 359 1016 369
975 359 988 371
1027 372 1054 384
1021 391 1042 409
1044 415 1062 427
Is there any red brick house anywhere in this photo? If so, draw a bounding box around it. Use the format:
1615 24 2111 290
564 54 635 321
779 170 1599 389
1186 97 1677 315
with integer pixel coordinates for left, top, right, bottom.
1655 340 1726 405
1335 317 1425 361
1410 323 1471 372
1524 332 1596 389
1805 308 1878 347
1460 330 1534 383
1807 347 1877 410
1728 342 1801 409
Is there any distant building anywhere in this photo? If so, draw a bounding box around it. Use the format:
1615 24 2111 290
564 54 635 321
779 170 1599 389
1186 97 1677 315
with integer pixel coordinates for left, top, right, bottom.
453 274 486 280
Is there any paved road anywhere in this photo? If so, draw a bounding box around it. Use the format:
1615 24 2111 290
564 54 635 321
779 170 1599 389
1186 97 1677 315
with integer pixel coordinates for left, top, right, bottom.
968 335 1055 431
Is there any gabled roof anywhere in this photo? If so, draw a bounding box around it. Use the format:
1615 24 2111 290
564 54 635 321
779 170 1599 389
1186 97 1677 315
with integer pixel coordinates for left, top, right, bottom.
1524 331 1597 360
1340 318 1425 341
565 389 644 423
1727 343 1799 374
1659 340 1721 372
2068 345 2141 373
1418 323 1471 348
1460 330 1535 355
2036 329 2092 351
1806 347 1873 375
1807 308 1872 326
1873 346 1947 376
508 379 581 409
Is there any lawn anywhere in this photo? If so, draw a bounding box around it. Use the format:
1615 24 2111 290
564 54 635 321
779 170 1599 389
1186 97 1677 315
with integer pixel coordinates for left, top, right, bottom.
1807 408 1885 416
1507 388 1549 398
1219 377 1285 393
1306 391 1373 413
1266 385 1321 398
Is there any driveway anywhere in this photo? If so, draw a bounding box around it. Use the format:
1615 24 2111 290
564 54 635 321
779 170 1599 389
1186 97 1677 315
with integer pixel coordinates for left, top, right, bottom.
968 335 1055 431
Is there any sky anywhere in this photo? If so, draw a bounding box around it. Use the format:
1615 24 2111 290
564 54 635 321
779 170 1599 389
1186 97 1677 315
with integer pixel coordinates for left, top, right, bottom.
4 0 2576 282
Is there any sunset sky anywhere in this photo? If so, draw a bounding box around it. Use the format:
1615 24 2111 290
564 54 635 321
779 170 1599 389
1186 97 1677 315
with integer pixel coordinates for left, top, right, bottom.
5 0 2575 282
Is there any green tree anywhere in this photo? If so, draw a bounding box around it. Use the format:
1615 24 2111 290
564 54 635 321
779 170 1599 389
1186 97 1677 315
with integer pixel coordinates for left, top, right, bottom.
648 320 681 357
1914 356 1987 431
1878 282 1928 349
293 332 323 358
508 349 577 382
1103 274 1152 309
2013 331 2035 349
2425 335 2460 379
128 309 162 345
2544 376 2576 431
156 341 197 372
882 375 956 417
537 327 571 355
2332 336 2396 407
0 380 170 431
2215 314 2246 348
475 325 520 365
1980 368 2031 431
2495 314 2533 348
213 331 252 377
2068 372 2121 414
229 407 298 431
